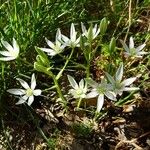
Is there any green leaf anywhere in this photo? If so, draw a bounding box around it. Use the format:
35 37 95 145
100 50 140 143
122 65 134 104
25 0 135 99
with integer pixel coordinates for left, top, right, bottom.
34 62 49 74
87 24 93 42
109 37 116 54
100 18 108 35
35 46 49 63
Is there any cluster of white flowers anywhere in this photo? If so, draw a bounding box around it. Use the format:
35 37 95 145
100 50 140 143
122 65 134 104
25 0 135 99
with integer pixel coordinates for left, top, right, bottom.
0 22 148 110
67 64 139 112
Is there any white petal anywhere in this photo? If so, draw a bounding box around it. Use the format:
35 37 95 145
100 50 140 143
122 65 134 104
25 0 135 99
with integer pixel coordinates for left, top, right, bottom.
86 89 98 98
28 95 34 106
1 40 14 52
13 38 19 53
45 38 55 49
16 95 28 105
97 94 104 112
136 43 146 52
56 28 62 41
16 99 26 105
0 56 16 61
122 77 136 86
105 72 115 84
31 74 36 90
7 89 25 95
67 75 78 89
33 89 42 96
115 63 123 81
0 51 12 57
61 35 69 43
70 23 76 42
105 91 116 101
86 78 99 88
79 79 84 89
120 40 130 52
137 51 148 55
81 22 87 35
39 48 55 53
129 37 134 49
123 87 139 91
16 78 30 89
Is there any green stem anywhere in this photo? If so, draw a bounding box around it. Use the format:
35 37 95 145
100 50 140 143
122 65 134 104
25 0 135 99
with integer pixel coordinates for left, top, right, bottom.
56 48 74 80
47 70 66 106
77 98 82 109
86 61 90 78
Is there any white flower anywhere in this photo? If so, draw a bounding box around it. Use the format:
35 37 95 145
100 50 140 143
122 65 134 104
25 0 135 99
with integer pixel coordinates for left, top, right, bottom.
67 75 87 99
105 63 139 96
121 37 147 58
61 23 80 48
39 29 66 56
81 23 100 42
7 74 42 106
86 78 116 112
0 38 19 61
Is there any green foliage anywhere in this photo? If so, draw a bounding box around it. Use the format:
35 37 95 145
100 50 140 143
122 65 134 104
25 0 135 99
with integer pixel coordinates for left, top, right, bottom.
72 122 93 138
0 0 149 149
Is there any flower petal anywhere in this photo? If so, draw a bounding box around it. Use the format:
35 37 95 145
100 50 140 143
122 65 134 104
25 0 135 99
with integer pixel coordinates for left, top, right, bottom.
105 91 116 101
61 35 69 43
137 51 148 55
97 94 104 112
0 51 12 57
81 22 87 35
56 28 62 41
13 38 19 53
86 78 99 88
105 72 115 84
7 89 25 95
45 38 55 49
115 63 123 81
136 43 146 52
129 37 134 49
70 23 76 42
16 95 28 105
86 89 98 98
31 74 36 90
33 89 42 96
1 39 14 52
0 57 15 61
79 79 84 89
123 87 139 91
122 77 136 86
28 95 34 106
16 78 30 89
39 48 55 53
67 75 78 89
120 40 130 52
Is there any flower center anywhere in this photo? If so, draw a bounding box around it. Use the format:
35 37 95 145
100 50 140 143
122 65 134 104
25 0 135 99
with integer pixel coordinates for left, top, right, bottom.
76 88 84 96
26 88 33 96
130 48 136 55
97 86 106 94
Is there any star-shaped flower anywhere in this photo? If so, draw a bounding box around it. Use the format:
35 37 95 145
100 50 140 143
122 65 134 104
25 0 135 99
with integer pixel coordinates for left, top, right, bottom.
121 37 148 58
86 78 116 112
61 23 80 48
0 38 19 61
81 23 100 42
39 29 66 56
105 63 139 96
7 74 42 106
67 75 87 99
